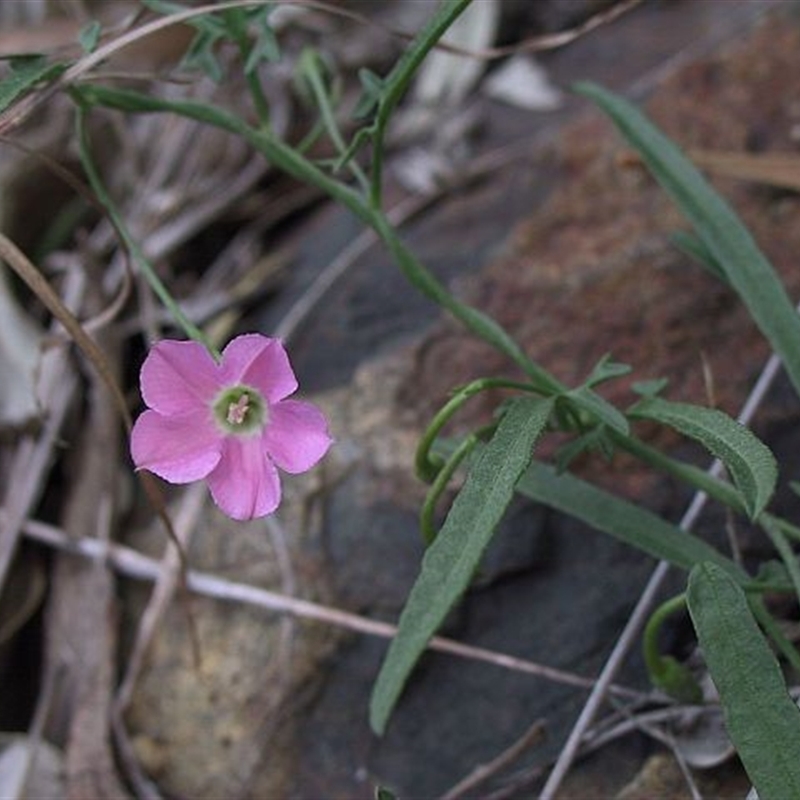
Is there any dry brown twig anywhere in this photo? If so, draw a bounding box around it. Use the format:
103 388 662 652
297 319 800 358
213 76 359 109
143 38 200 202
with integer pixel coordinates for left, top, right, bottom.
439 719 547 800
17 514 651 703
0 255 80 597
0 232 188 589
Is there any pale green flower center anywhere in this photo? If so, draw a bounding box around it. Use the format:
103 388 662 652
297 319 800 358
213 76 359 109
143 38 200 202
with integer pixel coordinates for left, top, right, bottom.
212 385 266 435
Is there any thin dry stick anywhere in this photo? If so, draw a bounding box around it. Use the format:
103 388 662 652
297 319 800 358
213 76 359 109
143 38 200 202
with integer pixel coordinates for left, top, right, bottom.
0 232 130 428
17 515 648 702
539 348 787 799
666 735 704 800
0 260 79 598
110 710 163 800
439 719 547 800
0 376 76 593
432 0 642 59
580 703 704 756
264 0 642 61
0 0 643 137
0 0 272 136
113 482 207 713
0 231 192 583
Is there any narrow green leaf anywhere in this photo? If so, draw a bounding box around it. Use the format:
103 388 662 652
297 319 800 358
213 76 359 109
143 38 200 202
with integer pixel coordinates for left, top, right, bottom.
584 354 632 388
245 10 280 71
514 460 744 579
375 0 471 130
352 68 384 120
369 396 554 735
367 0 471 205
563 385 629 435
576 82 800 398
183 29 223 82
0 57 66 113
630 396 777 519
555 426 613 472
687 563 800 800
78 21 102 54
631 378 669 398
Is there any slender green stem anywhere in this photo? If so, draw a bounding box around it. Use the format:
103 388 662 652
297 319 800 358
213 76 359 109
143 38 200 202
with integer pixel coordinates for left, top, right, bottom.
368 0 473 209
420 432 481 545
300 49 369 192
226 9 271 128
610 430 746 514
74 102 217 356
245 71 270 128
643 593 702 703
75 84 372 219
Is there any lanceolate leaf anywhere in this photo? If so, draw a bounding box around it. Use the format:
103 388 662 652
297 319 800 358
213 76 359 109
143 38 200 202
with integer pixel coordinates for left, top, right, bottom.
688 563 800 800
576 83 800 400
630 396 777 519
0 57 66 114
369 396 554 735
563 385 629 435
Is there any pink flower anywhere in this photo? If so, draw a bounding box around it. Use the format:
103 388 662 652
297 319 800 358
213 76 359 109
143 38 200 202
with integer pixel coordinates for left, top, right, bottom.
130 334 332 520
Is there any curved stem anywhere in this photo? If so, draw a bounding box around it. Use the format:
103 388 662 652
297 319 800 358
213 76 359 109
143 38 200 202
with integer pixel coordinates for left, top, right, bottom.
642 592 702 703
415 378 542 482
420 433 481 546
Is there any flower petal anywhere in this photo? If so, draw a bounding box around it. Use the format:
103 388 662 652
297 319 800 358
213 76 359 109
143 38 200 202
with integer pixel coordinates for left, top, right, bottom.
140 339 221 415
131 409 222 483
262 399 332 474
220 334 297 403
206 436 282 520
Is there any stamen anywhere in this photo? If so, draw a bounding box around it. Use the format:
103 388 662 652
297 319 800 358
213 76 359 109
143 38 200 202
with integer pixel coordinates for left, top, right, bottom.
227 393 250 425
